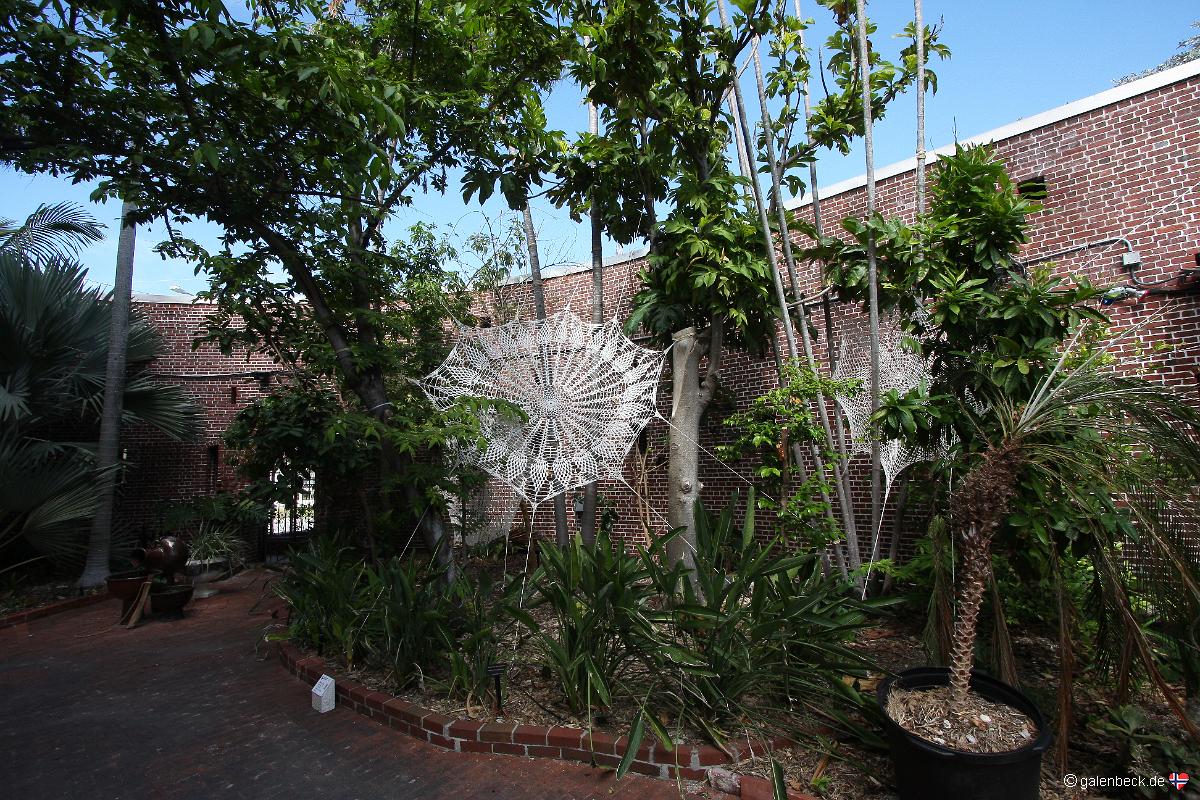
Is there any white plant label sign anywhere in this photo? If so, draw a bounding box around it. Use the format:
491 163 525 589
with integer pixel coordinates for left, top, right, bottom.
311 674 335 713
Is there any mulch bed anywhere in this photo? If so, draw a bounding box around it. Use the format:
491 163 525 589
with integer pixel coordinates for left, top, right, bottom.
885 685 1036 752
0 580 100 617
287 550 1197 800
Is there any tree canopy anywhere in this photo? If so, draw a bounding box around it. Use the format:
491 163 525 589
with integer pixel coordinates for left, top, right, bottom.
0 0 570 562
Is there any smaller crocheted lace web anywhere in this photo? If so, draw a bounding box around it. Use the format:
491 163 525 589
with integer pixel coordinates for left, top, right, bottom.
833 313 947 489
421 308 666 505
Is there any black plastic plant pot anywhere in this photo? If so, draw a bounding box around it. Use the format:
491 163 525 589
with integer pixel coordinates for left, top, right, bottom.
877 667 1052 800
149 583 194 617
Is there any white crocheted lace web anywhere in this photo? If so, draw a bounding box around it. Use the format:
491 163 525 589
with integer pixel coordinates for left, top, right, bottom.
833 313 945 489
421 308 666 506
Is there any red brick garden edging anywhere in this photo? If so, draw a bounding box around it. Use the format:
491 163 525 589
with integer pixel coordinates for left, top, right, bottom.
277 641 815 797
0 592 109 631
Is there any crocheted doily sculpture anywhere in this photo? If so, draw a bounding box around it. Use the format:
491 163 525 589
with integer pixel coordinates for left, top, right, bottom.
833 313 944 489
421 308 665 505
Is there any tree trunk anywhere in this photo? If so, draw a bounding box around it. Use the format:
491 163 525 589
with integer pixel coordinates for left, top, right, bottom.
404 479 456 583
78 199 137 588
666 328 704 571
520 203 571 547
251 220 459 577
666 323 722 570
854 0 885 549
579 95 604 547
360 369 456 581
948 526 989 703
914 0 927 214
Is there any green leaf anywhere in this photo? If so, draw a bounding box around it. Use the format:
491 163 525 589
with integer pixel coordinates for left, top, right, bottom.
615 711 646 779
742 485 756 550
771 760 788 800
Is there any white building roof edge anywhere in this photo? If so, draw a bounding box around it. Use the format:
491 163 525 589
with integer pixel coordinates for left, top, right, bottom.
502 246 649 286
132 292 212 304
785 58 1200 210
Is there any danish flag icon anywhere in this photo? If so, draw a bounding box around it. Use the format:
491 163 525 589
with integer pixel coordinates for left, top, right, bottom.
1169 772 1190 790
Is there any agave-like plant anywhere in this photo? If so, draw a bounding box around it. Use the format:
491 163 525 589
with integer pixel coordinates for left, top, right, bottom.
0 205 198 571
944 325 1200 743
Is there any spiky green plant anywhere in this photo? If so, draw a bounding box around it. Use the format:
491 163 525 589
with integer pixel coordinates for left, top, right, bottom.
510 528 659 716
632 489 880 751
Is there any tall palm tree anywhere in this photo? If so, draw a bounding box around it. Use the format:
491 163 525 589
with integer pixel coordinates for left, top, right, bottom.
79 199 137 588
0 206 198 577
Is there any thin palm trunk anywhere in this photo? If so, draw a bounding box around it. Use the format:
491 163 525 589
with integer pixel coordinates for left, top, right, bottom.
579 93 603 546
853 0 884 554
795 0 855 497
794 0 823 238
519 203 571 547
78 199 137 588
914 0 927 213
752 16 865 580
720 0 861 580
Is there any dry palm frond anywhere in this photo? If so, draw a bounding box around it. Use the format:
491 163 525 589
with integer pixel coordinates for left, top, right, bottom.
1051 539 1076 772
921 515 955 665
988 574 1019 689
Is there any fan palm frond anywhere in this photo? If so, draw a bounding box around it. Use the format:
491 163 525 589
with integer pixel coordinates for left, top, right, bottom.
0 434 104 552
0 246 201 570
117 374 201 440
0 202 105 262
0 252 199 437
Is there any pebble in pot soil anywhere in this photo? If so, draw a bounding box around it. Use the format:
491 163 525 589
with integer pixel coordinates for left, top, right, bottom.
886 686 1037 753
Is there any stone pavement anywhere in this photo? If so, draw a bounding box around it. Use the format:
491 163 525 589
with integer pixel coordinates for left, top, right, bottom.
1 570 716 800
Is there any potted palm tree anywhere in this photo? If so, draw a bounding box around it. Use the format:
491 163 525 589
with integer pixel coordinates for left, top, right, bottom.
878 334 1200 800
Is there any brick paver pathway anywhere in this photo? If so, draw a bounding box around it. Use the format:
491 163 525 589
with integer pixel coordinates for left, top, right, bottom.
1 570 716 800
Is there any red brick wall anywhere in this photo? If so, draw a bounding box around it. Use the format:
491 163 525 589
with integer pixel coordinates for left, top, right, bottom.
116 301 281 543
124 70 1200 564
483 70 1200 559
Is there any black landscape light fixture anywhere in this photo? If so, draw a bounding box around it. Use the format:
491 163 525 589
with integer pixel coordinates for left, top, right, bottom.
487 662 509 715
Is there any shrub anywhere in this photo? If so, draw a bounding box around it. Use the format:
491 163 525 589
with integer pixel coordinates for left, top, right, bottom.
363 556 457 692
512 529 661 715
275 538 372 667
639 490 878 747
443 571 502 706
277 538 502 702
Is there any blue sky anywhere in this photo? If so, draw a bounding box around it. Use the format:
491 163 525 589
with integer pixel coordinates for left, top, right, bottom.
2 1 1196 296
